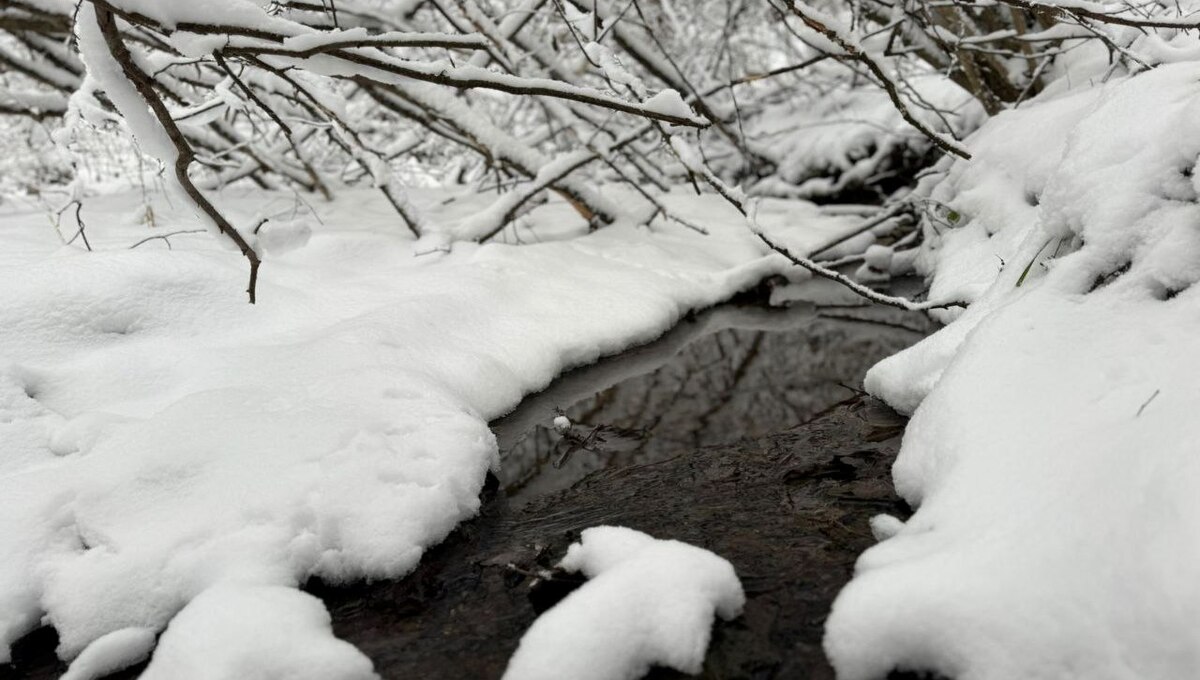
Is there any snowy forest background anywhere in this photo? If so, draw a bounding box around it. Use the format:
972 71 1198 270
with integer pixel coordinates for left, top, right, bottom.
2 0 1198 678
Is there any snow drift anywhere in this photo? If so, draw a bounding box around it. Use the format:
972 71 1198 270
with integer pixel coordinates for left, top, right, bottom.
825 61 1200 680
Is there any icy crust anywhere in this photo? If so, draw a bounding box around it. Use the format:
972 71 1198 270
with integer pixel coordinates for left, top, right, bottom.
0 187 836 669
502 527 744 680
829 63 1200 679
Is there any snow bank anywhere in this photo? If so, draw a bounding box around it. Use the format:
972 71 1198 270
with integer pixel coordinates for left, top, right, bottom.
503 527 744 680
0 187 843 669
826 61 1200 680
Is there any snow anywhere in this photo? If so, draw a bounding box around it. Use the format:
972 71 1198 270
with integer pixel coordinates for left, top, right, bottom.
140 585 377 680
502 527 744 680
0 185 849 669
282 28 372 52
276 52 708 127
552 415 572 434
585 42 649 99
255 218 314 256
374 78 625 231
825 61 1200 680
61 627 155 680
85 0 300 36
641 89 692 120
749 71 981 201
73 5 177 165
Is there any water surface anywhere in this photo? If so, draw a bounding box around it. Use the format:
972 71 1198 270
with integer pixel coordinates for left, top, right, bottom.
495 290 935 502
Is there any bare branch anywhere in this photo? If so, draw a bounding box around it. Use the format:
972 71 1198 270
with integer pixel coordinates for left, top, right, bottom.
782 2 972 160
91 3 263 302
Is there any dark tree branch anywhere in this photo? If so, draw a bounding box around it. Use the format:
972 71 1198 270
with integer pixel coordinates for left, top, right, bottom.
93 3 262 303
783 2 972 160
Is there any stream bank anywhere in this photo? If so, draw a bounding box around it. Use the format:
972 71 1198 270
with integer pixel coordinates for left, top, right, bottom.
0 288 936 680
313 395 912 679
313 293 936 678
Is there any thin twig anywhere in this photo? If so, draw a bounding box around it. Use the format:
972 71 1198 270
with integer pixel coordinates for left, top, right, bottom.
753 225 965 311
129 229 206 249
809 202 913 258
1136 389 1160 418
55 199 91 251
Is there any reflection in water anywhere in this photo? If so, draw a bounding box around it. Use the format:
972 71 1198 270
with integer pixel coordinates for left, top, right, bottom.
494 298 935 502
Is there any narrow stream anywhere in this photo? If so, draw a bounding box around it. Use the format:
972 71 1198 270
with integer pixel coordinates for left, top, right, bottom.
494 287 935 502
300 286 939 679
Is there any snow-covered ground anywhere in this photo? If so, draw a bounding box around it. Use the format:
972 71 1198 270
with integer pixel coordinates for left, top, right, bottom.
824 61 1200 680
502 526 744 680
0 185 852 675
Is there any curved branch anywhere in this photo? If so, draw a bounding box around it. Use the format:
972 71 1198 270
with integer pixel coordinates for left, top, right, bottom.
754 226 964 312
92 3 262 303
785 2 972 160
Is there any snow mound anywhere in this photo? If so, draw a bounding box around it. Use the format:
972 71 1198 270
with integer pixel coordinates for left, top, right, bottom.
61 627 155 680
140 585 377 680
826 61 1200 680
255 218 313 256
503 527 744 680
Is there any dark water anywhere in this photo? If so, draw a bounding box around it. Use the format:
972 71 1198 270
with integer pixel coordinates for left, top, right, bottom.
494 292 934 502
